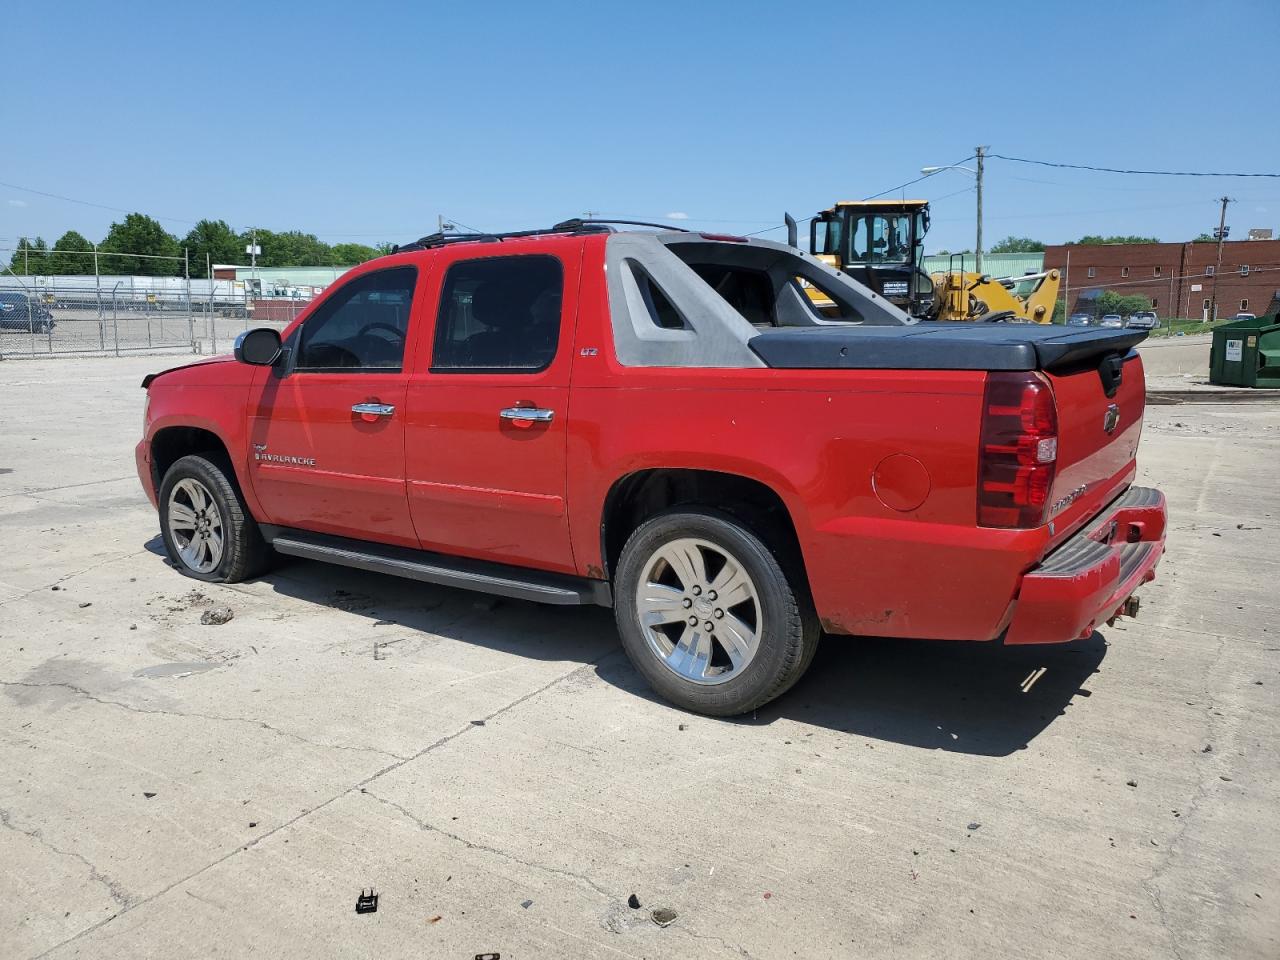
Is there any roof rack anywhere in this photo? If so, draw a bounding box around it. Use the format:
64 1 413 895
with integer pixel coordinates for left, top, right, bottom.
551 218 691 233
391 217 690 254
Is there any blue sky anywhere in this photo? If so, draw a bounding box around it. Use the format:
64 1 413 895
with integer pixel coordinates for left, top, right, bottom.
3 0 1278 255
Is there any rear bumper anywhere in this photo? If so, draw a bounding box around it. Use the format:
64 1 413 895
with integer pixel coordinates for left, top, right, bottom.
1004 485 1167 644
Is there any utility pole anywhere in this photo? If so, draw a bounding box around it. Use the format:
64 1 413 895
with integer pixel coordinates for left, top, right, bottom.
1209 196 1231 322
437 215 455 234
1064 247 1071 320
246 229 261 307
974 145 987 275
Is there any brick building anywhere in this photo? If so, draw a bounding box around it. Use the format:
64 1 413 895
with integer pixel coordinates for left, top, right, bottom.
1044 239 1280 320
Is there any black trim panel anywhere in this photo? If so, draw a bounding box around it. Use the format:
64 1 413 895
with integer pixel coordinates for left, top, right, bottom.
261 526 612 607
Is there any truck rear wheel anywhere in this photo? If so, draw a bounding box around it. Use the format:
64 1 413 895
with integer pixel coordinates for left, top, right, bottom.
613 508 819 716
158 454 270 583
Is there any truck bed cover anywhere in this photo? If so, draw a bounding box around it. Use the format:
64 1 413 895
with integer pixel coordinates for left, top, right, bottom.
748 322 1147 372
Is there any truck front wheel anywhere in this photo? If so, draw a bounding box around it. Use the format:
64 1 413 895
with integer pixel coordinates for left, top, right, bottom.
158 454 270 583
613 508 819 716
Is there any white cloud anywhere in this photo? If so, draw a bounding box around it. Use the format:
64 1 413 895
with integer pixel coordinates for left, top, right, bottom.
6 199 28 207
666 211 689 220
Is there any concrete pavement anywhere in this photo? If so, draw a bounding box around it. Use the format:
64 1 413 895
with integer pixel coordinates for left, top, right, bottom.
1 355 1277 959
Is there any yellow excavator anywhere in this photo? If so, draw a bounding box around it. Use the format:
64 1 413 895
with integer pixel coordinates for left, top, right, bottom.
798 199 1060 323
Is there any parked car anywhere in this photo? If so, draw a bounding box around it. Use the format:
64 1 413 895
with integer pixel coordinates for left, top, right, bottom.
136 221 1167 716
0 292 56 333
1234 312 1256 321
1127 311 1159 330
1100 314 1124 328
1066 313 1094 326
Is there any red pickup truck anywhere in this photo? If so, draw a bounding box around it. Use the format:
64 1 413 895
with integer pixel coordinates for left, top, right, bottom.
136 220 1166 716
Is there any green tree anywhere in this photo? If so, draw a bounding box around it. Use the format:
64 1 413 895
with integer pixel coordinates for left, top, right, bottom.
1096 290 1151 316
1191 232 1216 242
330 242 380 265
8 237 49 275
181 220 243 278
989 236 1046 253
99 213 181 275
1067 234 1161 246
244 229 333 267
47 231 95 275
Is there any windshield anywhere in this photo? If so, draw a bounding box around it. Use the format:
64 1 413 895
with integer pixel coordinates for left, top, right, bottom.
847 213 913 264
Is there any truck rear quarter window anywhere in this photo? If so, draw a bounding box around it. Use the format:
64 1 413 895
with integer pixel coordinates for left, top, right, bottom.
665 243 866 328
431 255 563 372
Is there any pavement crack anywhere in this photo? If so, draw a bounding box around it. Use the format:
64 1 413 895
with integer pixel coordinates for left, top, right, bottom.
362 789 614 901
0 475 136 501
678 927 759 960
30 650 623 959
0 806 131 910
0 680 408 762
0 548 148 609
1139 631 1227 960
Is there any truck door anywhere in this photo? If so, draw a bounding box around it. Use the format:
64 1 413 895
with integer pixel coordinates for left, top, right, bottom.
403 239 580 574
246 263 425 547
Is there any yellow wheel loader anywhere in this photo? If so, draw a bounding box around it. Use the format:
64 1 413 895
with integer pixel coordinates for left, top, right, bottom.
798 199 1059 323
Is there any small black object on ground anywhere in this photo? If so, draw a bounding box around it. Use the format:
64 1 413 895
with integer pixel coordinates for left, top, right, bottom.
356 889 379 914
627 893 641 909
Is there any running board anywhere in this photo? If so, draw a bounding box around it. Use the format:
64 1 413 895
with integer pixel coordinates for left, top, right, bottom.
261 527 612 607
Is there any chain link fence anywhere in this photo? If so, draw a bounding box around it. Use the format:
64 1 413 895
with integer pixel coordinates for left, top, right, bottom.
1 251 313 358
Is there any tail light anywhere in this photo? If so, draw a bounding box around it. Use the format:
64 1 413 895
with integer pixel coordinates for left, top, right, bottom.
978 371 1058 528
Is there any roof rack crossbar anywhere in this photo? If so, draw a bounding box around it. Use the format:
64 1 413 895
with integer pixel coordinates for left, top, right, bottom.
553 217 690 233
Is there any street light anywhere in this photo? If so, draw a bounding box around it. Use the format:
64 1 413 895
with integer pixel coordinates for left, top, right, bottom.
921 145 987 273
920 165 975 176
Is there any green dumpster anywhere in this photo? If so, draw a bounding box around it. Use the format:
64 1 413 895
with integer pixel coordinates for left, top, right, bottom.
1209 314 1280 388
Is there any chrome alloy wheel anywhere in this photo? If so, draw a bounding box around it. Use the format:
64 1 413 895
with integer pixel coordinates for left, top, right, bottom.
167 477 224 574
635 537 762 685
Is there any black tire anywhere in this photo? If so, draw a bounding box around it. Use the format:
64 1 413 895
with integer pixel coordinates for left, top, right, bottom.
158 453 271 583
613 508 820 717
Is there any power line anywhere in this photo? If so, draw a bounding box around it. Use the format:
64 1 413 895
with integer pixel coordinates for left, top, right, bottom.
0 179 196 224
990 154 1280 179
866 155 976 200
931 185 976 203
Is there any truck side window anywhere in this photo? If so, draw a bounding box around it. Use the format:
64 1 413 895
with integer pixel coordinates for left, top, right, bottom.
295 266 418 372
431 255 563 372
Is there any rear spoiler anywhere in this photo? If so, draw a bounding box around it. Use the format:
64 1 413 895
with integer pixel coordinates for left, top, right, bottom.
1033 328 1148 371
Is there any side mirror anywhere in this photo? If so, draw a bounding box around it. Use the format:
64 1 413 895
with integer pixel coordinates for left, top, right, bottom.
234 327 282 366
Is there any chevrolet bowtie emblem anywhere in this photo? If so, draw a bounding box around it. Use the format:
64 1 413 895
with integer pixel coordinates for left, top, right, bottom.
1103 403 1120 434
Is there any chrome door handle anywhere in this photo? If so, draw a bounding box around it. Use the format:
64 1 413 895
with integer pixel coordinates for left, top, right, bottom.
500 406 554 423
352 402 395 417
